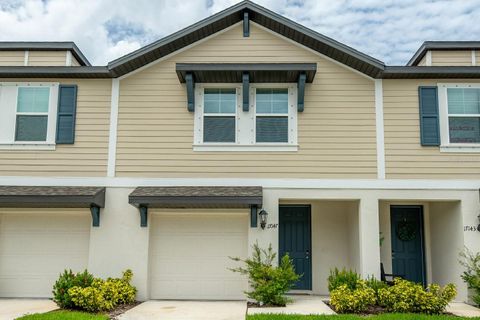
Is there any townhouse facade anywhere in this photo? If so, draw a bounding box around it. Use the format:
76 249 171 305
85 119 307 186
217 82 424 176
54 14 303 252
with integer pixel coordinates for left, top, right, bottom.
0 1 479 302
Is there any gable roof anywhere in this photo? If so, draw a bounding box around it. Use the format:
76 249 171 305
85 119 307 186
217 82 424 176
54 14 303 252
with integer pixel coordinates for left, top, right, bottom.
407 41 480 66
0 41 91 66
108 0 385 78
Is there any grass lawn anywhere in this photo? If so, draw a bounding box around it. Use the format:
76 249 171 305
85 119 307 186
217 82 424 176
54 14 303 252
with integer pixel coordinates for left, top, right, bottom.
247 314 480 320
15 310 108 320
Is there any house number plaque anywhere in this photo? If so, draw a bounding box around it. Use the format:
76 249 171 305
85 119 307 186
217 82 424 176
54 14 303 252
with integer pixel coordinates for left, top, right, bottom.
267 223 278 229
464 225 480 232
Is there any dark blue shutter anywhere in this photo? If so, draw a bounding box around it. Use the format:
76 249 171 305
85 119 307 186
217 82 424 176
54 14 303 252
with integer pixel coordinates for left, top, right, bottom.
418 86 440 146
56 85 78 144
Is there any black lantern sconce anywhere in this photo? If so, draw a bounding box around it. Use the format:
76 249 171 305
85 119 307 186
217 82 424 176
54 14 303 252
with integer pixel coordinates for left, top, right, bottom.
477 213 480 232
259 209 268 229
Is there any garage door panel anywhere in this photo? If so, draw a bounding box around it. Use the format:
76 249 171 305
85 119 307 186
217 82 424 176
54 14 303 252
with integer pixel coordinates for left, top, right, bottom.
0 211 90 298
149 212 248 300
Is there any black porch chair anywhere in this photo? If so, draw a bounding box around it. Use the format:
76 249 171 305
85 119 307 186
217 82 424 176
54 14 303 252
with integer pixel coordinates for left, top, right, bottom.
380 263 403 286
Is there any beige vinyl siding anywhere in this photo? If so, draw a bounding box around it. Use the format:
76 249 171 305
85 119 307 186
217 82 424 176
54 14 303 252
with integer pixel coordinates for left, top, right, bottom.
431 50 472 66
116 23 377 178
383 79 480 179
27 51 67 66
0 79 111 176
0 51 25 66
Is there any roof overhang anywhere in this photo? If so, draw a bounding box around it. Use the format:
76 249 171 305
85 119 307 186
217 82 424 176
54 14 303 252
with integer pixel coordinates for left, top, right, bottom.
0 186 106 208
381 66 480 79
0 66 112 78
407 41 480 66
0 42 91 66
176 63 316 83
129 186 263 208
108 0 384 78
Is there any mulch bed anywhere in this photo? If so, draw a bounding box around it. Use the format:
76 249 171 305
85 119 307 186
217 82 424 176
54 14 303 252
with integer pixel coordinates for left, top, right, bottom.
247 301 287 308
109 301 141 319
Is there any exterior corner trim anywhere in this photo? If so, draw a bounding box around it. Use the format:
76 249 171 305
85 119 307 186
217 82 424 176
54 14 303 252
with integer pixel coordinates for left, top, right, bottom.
107 78 120 178
375 79 385 179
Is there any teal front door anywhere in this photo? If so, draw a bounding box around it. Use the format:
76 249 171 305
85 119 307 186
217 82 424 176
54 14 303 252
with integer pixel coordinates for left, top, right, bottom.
390 205 426 286
279 205 311 290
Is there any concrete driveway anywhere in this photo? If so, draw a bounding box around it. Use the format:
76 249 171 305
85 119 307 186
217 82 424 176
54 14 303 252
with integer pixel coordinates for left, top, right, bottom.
118 300 246 320
0 299 58 320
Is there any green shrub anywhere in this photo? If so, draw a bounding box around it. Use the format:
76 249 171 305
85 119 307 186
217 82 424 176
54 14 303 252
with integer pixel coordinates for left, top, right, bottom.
230 243 300 306
68 269 137 313
52 269 94 309
330 280 376 313
459 248 480 306
365 275 388 300
327 268 360 292
378 278 457 314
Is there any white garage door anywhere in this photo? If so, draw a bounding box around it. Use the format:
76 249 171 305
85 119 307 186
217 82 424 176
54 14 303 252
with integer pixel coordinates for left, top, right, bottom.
149 212 248 300
0 209 90 297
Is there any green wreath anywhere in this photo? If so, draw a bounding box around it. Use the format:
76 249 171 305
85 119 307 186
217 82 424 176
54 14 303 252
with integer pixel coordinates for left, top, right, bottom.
396 221 416 241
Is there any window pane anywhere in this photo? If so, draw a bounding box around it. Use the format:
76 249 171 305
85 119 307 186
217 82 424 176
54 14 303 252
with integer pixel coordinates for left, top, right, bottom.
17 87 50 113
256 116 288 143
204 88 236 114
447 88 480 114
449 117 480 143
256 88 288 114
15 115 48 141
203 116 235 142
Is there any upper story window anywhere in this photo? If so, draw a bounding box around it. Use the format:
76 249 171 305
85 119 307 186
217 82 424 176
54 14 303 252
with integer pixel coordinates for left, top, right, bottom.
203 88 237 143
0 83 58 149
438 84 480 151
255 88 289 143
194 84 297 151
446 88 480 144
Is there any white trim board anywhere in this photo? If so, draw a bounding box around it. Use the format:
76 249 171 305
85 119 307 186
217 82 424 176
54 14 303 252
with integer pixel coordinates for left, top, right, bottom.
375 79 385 179
107 79 120 177
0 176 479 190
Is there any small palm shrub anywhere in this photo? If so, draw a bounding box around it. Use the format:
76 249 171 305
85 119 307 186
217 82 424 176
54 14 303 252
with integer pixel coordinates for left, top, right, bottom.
327 268 360 292
230 243 300 306
459 248 480 306
330 279 376 313
68 269 137 312
378 278 457 314
52 269 94 309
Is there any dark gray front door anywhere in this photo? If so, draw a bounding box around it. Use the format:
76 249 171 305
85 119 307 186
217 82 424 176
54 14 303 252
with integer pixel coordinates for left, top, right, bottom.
279 205 311 290
390 205 426 285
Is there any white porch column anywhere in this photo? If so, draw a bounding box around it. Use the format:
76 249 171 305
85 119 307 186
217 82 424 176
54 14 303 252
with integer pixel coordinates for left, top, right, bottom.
248 189 279 263
87 187 150 301
358 196 381 279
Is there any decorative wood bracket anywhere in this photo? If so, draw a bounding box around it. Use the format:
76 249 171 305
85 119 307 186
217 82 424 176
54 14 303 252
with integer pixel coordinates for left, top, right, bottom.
250 204 258 228
243 11 250 37
186 72 195 112
297 72 306 112
90 206 100 227
140 206 148 227
243 72 250 111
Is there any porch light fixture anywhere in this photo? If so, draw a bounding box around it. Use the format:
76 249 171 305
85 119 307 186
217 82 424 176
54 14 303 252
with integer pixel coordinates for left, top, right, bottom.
259 209 268 230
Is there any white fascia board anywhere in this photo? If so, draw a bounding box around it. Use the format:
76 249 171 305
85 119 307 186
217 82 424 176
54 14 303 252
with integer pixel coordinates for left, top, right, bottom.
0 176 479 190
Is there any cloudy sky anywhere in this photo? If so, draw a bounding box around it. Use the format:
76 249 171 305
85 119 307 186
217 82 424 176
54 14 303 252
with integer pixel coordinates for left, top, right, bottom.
0 0 479 66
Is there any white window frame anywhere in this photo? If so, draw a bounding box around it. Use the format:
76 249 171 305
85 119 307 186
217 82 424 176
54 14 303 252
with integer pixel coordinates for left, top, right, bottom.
438 83 480 153
0 82 59 150
193 83 298 152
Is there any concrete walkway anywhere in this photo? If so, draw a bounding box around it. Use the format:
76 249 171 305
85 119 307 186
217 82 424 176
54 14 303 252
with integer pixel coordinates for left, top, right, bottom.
118 300 246 320
247 295 336 316
447 302 480 318
0 299 58 320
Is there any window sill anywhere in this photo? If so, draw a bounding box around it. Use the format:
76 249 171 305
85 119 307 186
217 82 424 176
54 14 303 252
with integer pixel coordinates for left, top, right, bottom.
193 144 298 152
0 143 56 151
440 145 480 153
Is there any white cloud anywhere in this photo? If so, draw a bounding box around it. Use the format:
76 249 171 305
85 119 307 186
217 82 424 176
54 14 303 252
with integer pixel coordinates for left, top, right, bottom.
0 0 479 65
